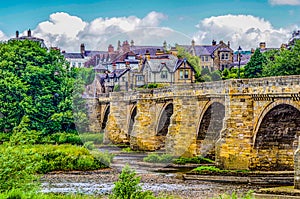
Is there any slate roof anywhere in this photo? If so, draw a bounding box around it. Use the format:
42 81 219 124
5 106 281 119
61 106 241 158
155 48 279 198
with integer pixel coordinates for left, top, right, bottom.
97 68 130 85
144 54 178 73
130 46 164 56
63 53 84 59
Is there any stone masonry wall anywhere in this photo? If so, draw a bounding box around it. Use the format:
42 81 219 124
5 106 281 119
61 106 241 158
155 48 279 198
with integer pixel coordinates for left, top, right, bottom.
99 75 300 170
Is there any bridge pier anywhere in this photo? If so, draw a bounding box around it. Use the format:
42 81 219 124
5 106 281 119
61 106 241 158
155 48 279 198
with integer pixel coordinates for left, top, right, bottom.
105 92 130 144
130 91 161 151
216 81 253 170
85 98 101 133
166 95 200 157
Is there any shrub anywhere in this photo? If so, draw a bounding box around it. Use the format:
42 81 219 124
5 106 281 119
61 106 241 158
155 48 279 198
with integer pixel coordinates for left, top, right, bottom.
0 144 40 193
110 165 155 199
49 133 83 145
83 141 96 150
79 133 103 145
173 156 214 165
143 153 173 163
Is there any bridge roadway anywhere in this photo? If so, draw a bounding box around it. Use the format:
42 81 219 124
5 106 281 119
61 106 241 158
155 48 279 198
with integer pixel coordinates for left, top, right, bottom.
87 75 300 170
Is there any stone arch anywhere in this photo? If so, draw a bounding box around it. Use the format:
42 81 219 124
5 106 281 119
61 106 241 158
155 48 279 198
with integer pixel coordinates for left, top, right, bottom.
156 102 173 149
196 101 225 160
128 105 137 139
101 105 110 131
251 101 300 170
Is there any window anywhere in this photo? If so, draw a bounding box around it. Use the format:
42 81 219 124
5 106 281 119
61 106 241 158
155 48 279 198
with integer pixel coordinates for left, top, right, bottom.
72 62 75 67
184 70 189 79
205 56 208 61
78 62 82 67
180 69 189 79
221 53 229 60
122 77 125 82
161 71 168 79
201 56 205 62
137 75 144 81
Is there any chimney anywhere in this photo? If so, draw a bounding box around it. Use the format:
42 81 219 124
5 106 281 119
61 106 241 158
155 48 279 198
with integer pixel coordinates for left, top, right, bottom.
16 31 19 38
191 39 195 47
145 50 150 60
227 41 230 48
117 40 121 51
80 43 85 55
163 40 167 51
219 40 224 44
108 44 114 53
130 40 134 47
212 40 216 46
27 29 31 37
259 42 266 49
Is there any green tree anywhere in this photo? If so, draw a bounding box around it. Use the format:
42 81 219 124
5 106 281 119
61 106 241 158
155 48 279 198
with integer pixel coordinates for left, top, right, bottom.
0 40 82 136
176 47 204 82
262 40 300 76
244 49 266 78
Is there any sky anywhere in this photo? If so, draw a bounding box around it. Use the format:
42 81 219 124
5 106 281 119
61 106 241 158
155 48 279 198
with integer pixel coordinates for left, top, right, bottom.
0 0 299 52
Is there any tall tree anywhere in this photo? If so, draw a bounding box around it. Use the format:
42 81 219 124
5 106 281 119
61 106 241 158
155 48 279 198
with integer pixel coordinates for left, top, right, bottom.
263 40 300 77
0 40 83 135
244 48 266 78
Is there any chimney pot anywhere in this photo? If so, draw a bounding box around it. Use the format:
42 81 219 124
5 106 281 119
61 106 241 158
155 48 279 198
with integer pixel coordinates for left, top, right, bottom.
27 29 31 37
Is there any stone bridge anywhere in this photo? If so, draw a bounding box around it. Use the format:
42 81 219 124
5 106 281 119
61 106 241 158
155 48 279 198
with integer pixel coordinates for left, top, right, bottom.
87 75 300 170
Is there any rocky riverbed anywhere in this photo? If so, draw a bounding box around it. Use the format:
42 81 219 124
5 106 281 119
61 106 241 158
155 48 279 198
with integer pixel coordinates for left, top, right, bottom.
40 146 272 198
41 168 265 198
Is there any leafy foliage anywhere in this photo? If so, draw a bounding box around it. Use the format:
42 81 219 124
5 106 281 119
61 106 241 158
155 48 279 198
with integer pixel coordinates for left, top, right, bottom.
0 40 77 136
143 153 174 164
244 49 266 78
262 40 300 76
173 156 214 165
0 40 92 140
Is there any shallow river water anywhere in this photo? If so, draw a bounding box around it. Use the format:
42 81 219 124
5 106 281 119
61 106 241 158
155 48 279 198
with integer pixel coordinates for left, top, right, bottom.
41 146 270 199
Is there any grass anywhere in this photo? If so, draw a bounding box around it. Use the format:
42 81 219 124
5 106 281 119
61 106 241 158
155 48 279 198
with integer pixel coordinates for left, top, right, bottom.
143 153 215 165
143 153 174 163
173 156 214 164
191 166 250 175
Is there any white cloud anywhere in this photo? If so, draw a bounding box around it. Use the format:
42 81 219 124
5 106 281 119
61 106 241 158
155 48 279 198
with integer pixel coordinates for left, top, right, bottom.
193 14 297 50
269 0 300 5
0 30 8 41
28 11 170 52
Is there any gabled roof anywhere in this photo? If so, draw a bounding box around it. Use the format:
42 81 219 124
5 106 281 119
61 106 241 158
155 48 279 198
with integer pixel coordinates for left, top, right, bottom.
173 59 196 73
143 54 178 73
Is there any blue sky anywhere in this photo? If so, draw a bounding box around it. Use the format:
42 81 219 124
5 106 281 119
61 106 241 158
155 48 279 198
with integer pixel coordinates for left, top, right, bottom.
0 0 299 51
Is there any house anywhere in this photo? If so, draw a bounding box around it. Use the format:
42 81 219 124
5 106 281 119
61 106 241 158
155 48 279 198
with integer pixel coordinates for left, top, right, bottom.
141 54 196 85
62 43 105 68
180 40 234 71
10 29 47 48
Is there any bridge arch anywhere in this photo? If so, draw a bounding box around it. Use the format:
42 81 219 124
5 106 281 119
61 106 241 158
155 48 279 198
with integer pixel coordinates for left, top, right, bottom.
251 100 300 170
101 105 110 131
196 101 225 159
127 105 137 139
156 102 173 149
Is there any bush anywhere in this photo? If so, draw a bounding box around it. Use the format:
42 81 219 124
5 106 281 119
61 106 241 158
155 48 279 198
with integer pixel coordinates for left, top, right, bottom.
0 144 40 193
29 144 113 173
173 156 214 165
110 165 155 199
79 133 103 145
143 153 173 163
48 133 83 145
83 141 96 150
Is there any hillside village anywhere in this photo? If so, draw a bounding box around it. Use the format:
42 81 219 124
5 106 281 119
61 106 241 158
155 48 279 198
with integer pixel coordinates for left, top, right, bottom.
10 29 300 96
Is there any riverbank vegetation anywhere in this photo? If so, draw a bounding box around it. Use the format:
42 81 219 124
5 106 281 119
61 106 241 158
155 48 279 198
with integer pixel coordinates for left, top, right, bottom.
143 153 214 165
